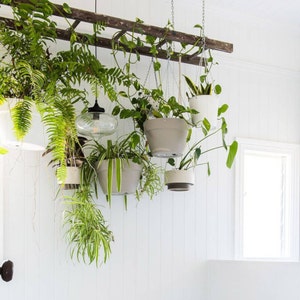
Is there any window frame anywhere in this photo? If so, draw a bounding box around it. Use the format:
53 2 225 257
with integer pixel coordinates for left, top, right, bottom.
235 138 300 261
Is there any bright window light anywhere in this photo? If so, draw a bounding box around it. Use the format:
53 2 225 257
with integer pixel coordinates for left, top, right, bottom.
235 138 300 261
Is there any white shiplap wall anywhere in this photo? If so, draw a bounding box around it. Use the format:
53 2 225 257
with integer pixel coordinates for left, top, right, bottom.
1 0 300 299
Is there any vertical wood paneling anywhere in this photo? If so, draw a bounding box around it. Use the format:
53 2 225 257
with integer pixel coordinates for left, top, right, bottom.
1 0 300 299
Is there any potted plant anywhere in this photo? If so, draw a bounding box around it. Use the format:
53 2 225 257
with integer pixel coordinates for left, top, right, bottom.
85 131 163 206
112 84 194 157
0 0 124 181
166 105 238 191
184 50 222 129
0 0 125 266
44 135 87 189
111 30 195 158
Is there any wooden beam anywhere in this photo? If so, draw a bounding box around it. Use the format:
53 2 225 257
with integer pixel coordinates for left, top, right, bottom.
0 0 233 65
5 0 233 53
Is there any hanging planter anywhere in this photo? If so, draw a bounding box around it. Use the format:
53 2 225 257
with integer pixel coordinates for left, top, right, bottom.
97 159 143 195
0 98 47 151
189 95 218 128
57 166 81 190
164 169 195 191
143 118 188 158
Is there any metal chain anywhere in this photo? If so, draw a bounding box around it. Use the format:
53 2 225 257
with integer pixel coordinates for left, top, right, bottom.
199 0 206 69
94 0 98 59
171 0 175 29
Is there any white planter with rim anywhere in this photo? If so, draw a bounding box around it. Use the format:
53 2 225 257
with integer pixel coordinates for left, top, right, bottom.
164 169 195 191
58 166 81 189
0 98 47 151
97 159 142 195
143 118 188 158
189 95 218 129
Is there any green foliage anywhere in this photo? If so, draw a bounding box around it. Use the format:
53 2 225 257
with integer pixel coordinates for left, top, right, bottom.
167 106 238 173
184 50 221 97
86 132 162 205
11 98 32 140
0 146 8 154
64 186 113 266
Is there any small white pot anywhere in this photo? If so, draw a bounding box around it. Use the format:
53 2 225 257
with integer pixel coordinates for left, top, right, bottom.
189 95 218 129
143 118 188 158
97 159 142 195
58 166 81 190
164 169 195 191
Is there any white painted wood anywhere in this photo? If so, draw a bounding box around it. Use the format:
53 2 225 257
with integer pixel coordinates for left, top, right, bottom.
0 0 299 298
207 260 300 300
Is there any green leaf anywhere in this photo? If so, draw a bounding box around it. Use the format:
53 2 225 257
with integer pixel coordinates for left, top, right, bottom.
62 3 72 14
214 84 222 95
202 118 211 132
111 106 120 116
194 24 202 29
115 158 122 193
186 128 192 143
118 91 128 98
153 61 161 71
152 110 163 118
218 104 229 116
226 141 238 168
107 159 113 205
167 158 175 166
0 147 8 155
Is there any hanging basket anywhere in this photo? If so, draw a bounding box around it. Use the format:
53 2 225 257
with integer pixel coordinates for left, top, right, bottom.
143 118 188 158
58 166 81 190
189 95 218 129
97 159 143 195
164 169 195 191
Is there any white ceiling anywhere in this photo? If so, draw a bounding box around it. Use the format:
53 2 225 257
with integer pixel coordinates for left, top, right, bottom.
207 0 300 30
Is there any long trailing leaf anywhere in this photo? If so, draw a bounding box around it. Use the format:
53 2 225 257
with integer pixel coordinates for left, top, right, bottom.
107 158 113 205
226 141 238 168
115 158 122 193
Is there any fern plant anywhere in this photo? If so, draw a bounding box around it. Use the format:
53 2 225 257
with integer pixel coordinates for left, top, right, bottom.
0 0 126 184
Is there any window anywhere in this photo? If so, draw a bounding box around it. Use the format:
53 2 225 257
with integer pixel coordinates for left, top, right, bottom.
235 138 300 261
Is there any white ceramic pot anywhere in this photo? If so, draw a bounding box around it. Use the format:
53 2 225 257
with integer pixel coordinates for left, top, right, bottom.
189 95 218 129
143 118 188 158
0 98 47 151
58 166 81 190
97 159 142 195
164 169 195 191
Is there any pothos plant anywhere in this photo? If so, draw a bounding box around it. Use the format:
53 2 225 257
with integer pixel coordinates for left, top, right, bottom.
167 104 238 173
110 20 196 134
